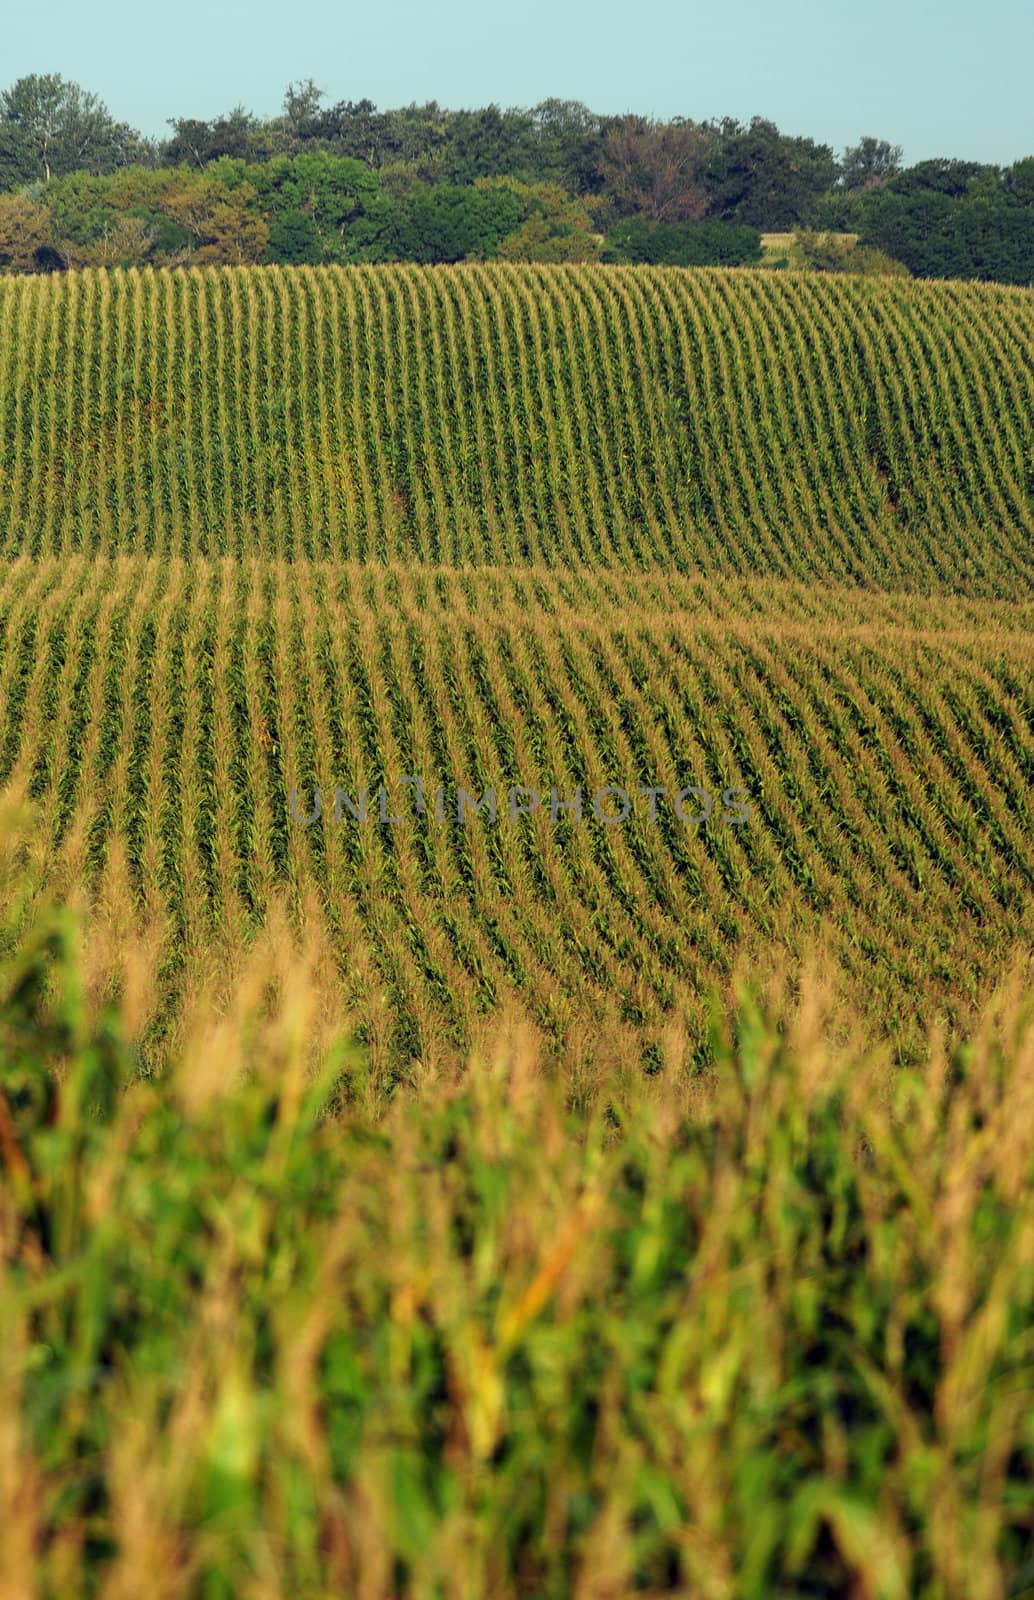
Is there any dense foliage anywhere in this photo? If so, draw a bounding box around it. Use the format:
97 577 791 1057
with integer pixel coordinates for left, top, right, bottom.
602 219 763 266
2 880 1034 1596
0 75 1031 279
820 158 1034 285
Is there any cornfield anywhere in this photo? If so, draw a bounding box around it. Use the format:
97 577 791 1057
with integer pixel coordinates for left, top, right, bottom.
0 556 1030 1076
3 907 1034 1598
2 263 1034 1596
0 265 1030 588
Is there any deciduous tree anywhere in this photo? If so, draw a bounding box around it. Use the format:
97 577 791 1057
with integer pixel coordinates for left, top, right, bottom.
489 180 602 261
0 192 61 271
841 136 903 191
600 116 711 224
704 117 838 229
0 73 142 183
160 175 269 263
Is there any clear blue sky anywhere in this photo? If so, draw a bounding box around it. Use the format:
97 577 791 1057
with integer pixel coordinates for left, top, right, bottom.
5 0 1032 165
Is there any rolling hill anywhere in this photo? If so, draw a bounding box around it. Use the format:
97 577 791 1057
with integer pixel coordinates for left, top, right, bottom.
0 263 1031 591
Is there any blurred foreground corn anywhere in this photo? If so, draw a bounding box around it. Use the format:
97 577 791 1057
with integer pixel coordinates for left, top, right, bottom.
1 882 1033 1599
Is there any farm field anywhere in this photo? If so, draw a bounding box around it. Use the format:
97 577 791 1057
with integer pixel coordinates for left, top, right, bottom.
1 263 1033 1596
0 557 1031 1075
0 264 1031 588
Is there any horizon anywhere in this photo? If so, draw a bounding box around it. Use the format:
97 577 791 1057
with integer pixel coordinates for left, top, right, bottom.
6 0 1033 168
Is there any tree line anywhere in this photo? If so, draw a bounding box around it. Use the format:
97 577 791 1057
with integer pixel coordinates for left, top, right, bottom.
0 74 1031 282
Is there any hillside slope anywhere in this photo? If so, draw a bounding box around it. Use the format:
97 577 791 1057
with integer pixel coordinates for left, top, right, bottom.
0 264 1031 590
2 557 1030 1072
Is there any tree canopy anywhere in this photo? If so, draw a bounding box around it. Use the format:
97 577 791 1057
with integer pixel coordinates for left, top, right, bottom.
0 74 1029 283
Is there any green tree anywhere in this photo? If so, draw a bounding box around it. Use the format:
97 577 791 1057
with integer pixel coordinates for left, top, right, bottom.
599 116 712 224
282 79 326 135
531 99 611 194
265 209 322 264
0 74 144 184
0 191 61 271
243 151 379 258
66 214 159 268
1004 157 1034 205
299 97 388 163
603 216 762 266
793 229 909 276
0 121 36 191
161 107 260 168
841 137 903 191
413 182 528 260
343 182 531 263
857 189 1034 283
44 166 192 263
438 106 539 184
377 154 449 197
704 117 838 229
489 180 602 261
159 173 269 264
887 158 998 198
300 99 451 172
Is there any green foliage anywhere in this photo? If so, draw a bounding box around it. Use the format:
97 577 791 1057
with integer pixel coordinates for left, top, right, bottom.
840 135 903 191
530 98 610 194
243 151 378 225
0 73 146 184
887 157 999 198
1 72 1031 283
703 116 839 229
158 173 270 264
1005 156 1034 205
812 189 867 232
40 170 115 246
793 229 910 277
487 179 602 261
0 193 60 273
162 105 261 168
343 181 532 263
495 214 599 262
2 888 1034 1594
435 104 541 184
603 217 762 265
0 119 37 191
265 208 322 264
858 189 1034 284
